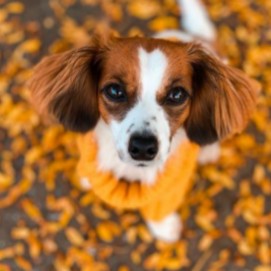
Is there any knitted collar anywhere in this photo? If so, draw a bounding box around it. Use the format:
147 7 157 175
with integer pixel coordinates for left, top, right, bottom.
77 133 200 210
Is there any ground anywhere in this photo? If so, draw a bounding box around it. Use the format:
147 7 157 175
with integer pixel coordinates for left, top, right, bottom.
0 0 271 270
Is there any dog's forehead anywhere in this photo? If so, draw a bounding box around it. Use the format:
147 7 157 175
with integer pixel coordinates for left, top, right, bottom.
105 37 189 63
101 38 192 87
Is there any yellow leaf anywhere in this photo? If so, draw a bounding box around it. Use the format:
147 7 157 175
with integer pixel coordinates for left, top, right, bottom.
0 173 13 191
238 240 254 255
60 18 90 46
165 258 184 270
148 16 179 32
66 227 85 246
128 0 161 19
198 234 213 251
25 147 43 165
0 247 15 261
15 257 32 271
258 226 270 241
255 266 271 271
11 137 27 155
235 134 256 150
11 227 30 240
195 215 214 231
21 199 44 224
0 76 8 93
138 225 153 243
126 227 137 244
0 178 34 208
102 2 122 21
92 203 111 219
253 165 265 184
6 31 24 44
42 126 64 151
43 17 55 29
0 10 8 23
6 2 25 13
202 166 235 189
227 228 242 243
81 0 98 5
27 233 41 259
144 253 160 270
128 27 144 37
131 250 141 264
97 222 114 242
20 39 41 53
258 242 270 265
0 264 11 271
43 239 57 254
118 266 129 271
246 227 257 247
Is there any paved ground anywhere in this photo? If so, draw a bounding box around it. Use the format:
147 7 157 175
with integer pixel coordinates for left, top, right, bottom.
0 0 271 270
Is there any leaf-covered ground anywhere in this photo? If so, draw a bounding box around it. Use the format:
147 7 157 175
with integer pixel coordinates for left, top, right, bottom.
0 0 271 270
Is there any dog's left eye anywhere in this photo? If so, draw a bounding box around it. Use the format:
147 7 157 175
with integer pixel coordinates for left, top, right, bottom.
166 87 189 105
103 84 127 102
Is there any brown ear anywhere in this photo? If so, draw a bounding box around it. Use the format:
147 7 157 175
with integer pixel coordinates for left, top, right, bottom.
28 46 102 132
184 43 261 145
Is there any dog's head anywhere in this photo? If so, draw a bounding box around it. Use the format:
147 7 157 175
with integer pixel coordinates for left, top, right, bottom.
28 34 260 167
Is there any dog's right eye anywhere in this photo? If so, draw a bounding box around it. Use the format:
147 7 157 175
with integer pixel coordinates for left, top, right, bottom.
103 84 127 102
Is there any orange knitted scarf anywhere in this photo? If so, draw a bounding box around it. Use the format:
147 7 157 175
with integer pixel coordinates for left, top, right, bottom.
77 133 199 221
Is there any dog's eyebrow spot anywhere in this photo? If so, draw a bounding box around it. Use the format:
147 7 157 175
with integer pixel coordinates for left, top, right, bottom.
151 116 157 121
144 121 150 126
127 123 134 134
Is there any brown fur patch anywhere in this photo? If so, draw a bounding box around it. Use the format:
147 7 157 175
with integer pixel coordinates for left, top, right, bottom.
28 46 102 132
98 39 141 122
154 42 193 137
184 43 260 145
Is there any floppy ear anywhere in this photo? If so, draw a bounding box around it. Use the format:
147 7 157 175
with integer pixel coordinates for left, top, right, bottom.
184 43 261 145
28 46 102 132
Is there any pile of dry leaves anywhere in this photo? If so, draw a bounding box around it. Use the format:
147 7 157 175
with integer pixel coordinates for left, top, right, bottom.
0 0 271 270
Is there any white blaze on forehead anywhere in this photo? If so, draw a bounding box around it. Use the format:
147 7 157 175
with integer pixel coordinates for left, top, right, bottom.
138 48 168 99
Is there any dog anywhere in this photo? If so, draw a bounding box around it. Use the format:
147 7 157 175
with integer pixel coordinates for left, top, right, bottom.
28 0 260 242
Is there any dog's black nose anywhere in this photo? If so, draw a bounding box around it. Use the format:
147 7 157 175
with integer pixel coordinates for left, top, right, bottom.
128 133 158 161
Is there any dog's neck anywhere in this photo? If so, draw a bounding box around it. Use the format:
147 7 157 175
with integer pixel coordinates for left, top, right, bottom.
93 120 187 186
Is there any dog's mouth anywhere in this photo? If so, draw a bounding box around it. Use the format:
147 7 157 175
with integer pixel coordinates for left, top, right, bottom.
120 154 170 172
137 163 147 167
117 149 161 168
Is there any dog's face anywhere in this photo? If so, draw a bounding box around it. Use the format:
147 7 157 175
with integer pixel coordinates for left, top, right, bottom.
98 39 193 167
28 36 260 167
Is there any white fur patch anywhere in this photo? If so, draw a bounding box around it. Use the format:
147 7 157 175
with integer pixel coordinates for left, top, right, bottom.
178 0 216 41
198 142 220 165
138 48 167 97
80 177 92 190
154 29 217 57
147 213 182 243
154 30 194 42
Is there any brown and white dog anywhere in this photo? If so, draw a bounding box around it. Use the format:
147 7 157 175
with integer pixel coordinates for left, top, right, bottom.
29 0 260 242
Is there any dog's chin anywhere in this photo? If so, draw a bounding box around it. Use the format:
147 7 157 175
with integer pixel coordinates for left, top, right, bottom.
131 160 162 168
